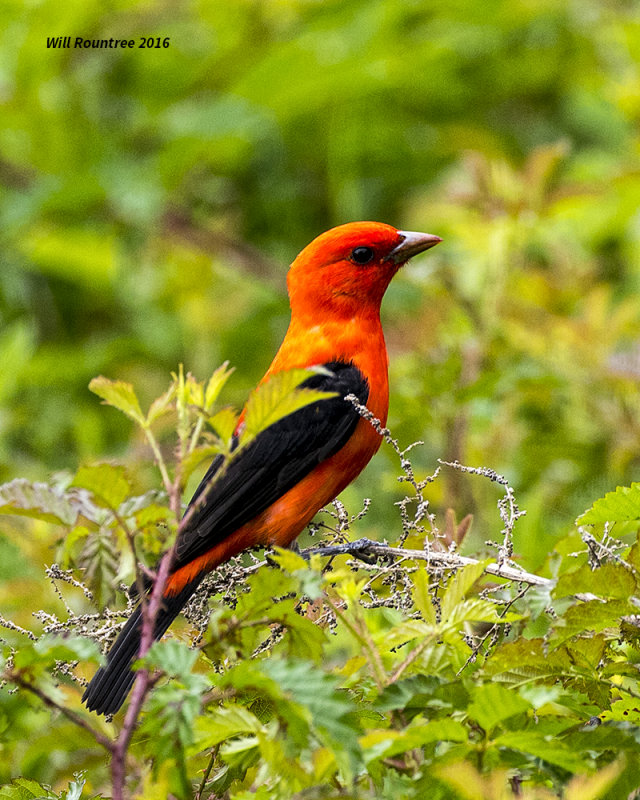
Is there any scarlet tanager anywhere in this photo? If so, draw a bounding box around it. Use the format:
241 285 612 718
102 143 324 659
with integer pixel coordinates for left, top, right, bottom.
82 221 441 715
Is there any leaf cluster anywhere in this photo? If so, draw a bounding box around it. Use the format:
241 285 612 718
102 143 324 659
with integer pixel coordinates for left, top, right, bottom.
1 367 640 798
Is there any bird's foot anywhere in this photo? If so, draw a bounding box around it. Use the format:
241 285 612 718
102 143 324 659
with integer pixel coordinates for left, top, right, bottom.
302 537 381 564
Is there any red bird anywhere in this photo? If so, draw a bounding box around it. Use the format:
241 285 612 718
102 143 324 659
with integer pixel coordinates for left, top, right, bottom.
82 221 441 715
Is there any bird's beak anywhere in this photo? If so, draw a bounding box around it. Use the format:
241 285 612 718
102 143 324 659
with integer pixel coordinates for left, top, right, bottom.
387 230 442 264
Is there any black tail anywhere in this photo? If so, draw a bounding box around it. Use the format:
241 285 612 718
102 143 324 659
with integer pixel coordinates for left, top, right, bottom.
82 577 203 716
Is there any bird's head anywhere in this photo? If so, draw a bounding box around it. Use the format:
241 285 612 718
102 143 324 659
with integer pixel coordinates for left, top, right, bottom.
287 221 441 318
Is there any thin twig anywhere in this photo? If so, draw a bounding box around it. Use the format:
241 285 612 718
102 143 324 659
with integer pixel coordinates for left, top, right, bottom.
195 744 219 800
110 547 175 800
389 631 438 684
8 671 113 751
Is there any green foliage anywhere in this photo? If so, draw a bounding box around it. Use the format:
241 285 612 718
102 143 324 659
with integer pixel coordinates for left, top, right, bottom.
579 482 640 524
240 366 337 446
5 393 640 796
2 427 640 796
1 0 640 796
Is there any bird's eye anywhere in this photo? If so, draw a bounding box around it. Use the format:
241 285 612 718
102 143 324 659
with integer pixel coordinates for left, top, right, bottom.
351 246 375 265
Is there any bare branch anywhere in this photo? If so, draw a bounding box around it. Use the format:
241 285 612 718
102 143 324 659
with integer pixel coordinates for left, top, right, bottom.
7 670 113 752
303 538 551 588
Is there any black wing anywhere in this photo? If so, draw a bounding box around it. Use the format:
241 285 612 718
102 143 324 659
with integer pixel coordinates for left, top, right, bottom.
171 360 369 570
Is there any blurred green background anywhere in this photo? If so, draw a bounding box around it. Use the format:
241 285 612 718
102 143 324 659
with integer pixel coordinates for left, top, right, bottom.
1 0 640 571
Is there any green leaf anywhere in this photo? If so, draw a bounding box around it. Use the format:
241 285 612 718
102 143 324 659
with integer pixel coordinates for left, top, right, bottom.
268 547 309 573
440 561 490 620
379 618 435 653
205 361 235 411
14 635 100 672
485 638 567 681
192 706 265 751
375 674 441 712
64 776 86 800
547 599 635 648
467 683 531 732
493 730 591 772
144 640 200 679
240 367 337 444
0 777 57 799
78 528 120 609
139 672 209 790
443 598 521 628
209 407 240 443
33 635 101 664
600 696 640 723
262 658 359 761
361 718 467 763
0 479 77 525
412 567 437 625
273 599 326 661
89 376 145 426
180 443 225 485
146 385 176 426
72 463 131 510
579 482 640 524
269 547 325 600
554 562 637 600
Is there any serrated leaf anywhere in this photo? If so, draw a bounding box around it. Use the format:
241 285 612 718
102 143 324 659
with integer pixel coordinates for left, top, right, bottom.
78 528 119 608
412 567 437 624
579 482 640 524
64 776 86 800
181 443 225 485
493 730 591 772
269 547 310 573
72 463 131 509
628 539 640 573
375 674 441 712
361 717 467 763
119 490 166 518
36 634 101 661
261 658 359 760
192 706 265 751
15 635 101 670
240 367 337 444
173 366 203 410
205 361 234 411
209 407 239 443
444 598 521 628
0 478 77 525
440 561 489 619
89 375 145 425
0 778 57 799
467 683 531 731
274 600 326 660
146 385 176 425
379 619 434 651
555 562 636 600
547 599 635 648
144 639 199 678
600 697 640 723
